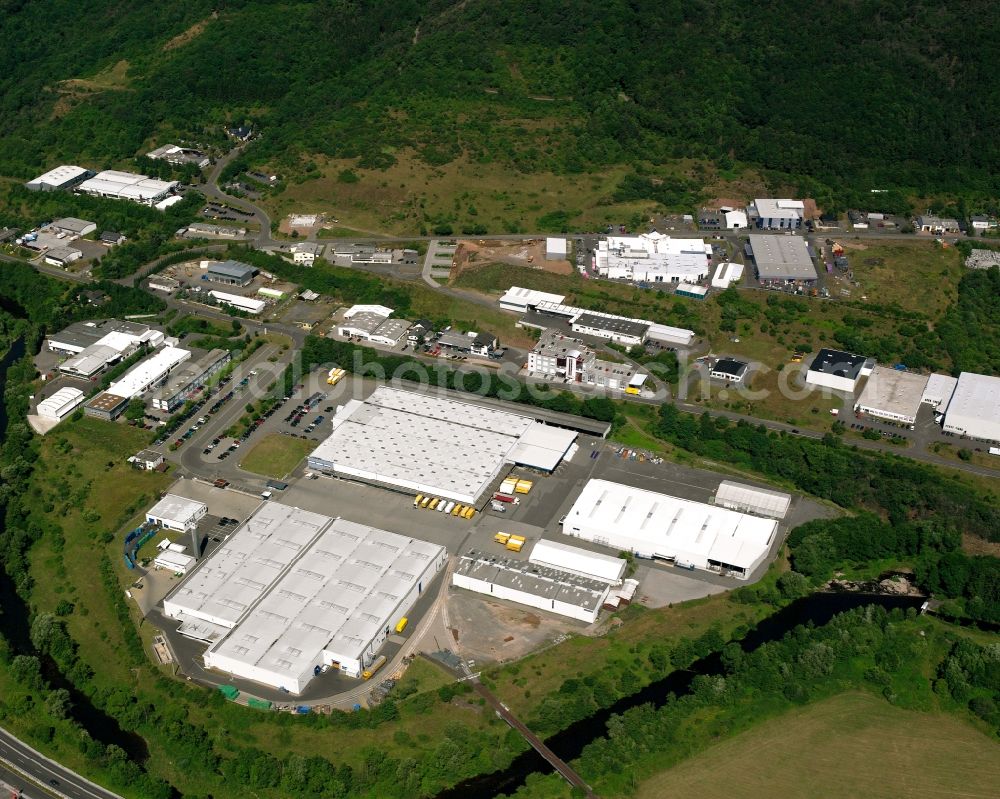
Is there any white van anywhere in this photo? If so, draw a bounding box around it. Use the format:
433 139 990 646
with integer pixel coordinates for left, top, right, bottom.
443 501 455 514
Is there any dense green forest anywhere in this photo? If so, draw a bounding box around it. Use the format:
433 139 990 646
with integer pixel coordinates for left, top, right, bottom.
2 1 1000 209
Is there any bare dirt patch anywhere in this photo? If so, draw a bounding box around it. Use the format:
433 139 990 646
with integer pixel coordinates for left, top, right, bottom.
451 239 571 282
163 15 216 51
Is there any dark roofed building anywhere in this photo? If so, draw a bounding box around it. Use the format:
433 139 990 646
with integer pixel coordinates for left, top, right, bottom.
805 348 872 392
710 358 749 383
206 260 258 286
100 231 126 245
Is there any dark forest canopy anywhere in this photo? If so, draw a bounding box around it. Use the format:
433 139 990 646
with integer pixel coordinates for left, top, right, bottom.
1 1 999 207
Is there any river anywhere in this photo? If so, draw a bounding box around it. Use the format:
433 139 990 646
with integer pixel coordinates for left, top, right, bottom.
436 592 925 799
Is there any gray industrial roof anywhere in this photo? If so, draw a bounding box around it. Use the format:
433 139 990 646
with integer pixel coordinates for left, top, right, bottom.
208 260 258 280
855 366 928 418
455 550 609 613
748 235 817 281
573 313 649 338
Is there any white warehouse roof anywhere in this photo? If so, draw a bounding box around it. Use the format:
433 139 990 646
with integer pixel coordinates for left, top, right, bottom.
711 261 744 288
26 165 90 189
36 387 85 419
498 286 567 312
855 366 928 422
529 539 627 584
78 170 176 202
147 494 207 528
107 346 191 399
308 386 577 504
344 304 394 319
563 479 777 577
921 373 958 410
165 503 445 692
943 372 1000 443
714 481 791 519
208 290 265 313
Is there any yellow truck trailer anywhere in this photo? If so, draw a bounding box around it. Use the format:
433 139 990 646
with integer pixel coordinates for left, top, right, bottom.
413 494 424 508
362 655 387 680
505 539 524 553
395 617 408 634
451 504 464 516
462 506 475 519
494 532 511 545
514 480 533 494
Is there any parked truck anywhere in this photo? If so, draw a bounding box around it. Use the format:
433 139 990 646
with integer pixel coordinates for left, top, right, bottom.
493 492 521 504
505 535 526 553
362 655 387 680
494 532 511 545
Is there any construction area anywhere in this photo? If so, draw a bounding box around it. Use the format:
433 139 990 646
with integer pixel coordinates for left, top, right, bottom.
450 238 572 280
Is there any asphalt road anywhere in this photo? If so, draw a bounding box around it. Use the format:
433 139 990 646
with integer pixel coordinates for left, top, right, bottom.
0 728 120 799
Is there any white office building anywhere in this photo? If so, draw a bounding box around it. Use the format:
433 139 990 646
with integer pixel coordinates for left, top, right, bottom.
855 366 929 425
146 495 207 532
748 198 805 230
308 386 577 505
164 504 446 690
452 550 610 624
561 480 778 579
595 233 711 284
942 372 1000 443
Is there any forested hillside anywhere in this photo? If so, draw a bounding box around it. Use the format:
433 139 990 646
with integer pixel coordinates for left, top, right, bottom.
2 0 999 209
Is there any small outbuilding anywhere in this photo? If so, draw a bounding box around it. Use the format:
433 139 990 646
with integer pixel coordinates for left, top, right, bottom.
146 494 207 532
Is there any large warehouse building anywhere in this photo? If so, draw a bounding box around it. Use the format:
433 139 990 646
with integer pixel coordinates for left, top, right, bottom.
561 480 778 579
595 233 712 284
452 550 611 623
854 366 929 425
528 539 627 584
164 503 446 691
308 387 578 505
25 165 94 192
942 372 1000 443
748 235 817 285
77 170 177 205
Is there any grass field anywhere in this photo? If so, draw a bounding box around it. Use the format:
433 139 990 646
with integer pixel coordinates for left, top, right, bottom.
836 240 963 315
239 433 314 478
636 691 1000 799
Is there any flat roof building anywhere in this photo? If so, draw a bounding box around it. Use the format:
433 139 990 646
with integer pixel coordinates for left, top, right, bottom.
452 550 610 624
561 479 778 579
208 291 265 314
52 319 164 378
84 392 129 421
107 346 191 399
855 366 929 424
77 170 177 205
129 449 165 471
528 330 596 383
369 318 411 347
595 233 711 284
714 481 791 519
36 387 85 420
164 504 446 690
528 539 627 584
150 349 231 412
748 198 805 230
942 372 1000 443
805 348 872 393
206 260 258 286
26 165 93 192
146 494 208 533
545 238 568 260
498 286 567 314
308 386 577 505
921 373 958 411
748 235 817 284
154 549 197 575
571 312 649 347
339 311 389 339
